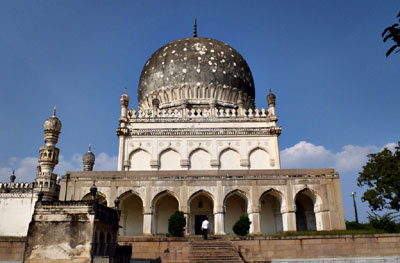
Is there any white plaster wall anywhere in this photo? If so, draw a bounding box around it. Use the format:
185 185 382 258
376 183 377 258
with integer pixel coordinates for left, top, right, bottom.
249 148 270 169
159 149 181 170
190 149 210 170
121 136 281 171
0 195 36 237
130 149 151 171
220 149 240 169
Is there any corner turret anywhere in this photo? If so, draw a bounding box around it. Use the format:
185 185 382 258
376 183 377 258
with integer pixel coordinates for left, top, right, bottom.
83 144 95 171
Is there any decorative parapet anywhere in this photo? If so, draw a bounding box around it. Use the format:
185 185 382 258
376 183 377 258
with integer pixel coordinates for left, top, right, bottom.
0 182 34 192
117 126 282 137
0 182 34 197
123 106 277 123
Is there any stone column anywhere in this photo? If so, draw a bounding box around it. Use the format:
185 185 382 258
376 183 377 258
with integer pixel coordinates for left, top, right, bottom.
248 206 261 234
214 212 225 235
184 213 190 235
143 207 153 235
282 205 296 231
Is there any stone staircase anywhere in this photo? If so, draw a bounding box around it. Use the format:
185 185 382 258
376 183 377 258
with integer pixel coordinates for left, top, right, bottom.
189 240 244 263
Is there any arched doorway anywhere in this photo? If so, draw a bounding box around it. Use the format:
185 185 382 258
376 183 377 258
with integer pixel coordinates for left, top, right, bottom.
119 192 144 236
82 192 108 206
152 191 179 234
295 189 317 231
260 190 283 234
224 191 248 234
189 191 214 235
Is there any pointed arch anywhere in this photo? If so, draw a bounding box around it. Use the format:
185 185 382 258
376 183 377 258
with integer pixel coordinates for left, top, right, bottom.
189 147 211 170
224 189 249 234
119 190 144 236
249 147 270 169
82 191 108 206
219 147 241 169
159 148 181 170
259 188 284 234
188 190 215 235
295 188 319 231
129 148 151 171
151 190 180 234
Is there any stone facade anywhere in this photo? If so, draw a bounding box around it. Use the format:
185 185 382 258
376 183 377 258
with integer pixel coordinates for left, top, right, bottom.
24 200 121 263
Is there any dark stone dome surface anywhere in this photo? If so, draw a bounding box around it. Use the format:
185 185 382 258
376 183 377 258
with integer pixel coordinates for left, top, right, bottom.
138 37 255 106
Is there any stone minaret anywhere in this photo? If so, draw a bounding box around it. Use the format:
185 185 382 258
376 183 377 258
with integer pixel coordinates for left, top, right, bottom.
34 107 62 201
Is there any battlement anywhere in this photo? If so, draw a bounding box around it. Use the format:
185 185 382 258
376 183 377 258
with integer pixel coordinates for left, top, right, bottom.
0 182 34 193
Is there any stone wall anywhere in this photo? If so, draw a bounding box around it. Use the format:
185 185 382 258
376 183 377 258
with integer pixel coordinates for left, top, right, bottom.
0 237 25 262
0 184 36 237
118 234 400 263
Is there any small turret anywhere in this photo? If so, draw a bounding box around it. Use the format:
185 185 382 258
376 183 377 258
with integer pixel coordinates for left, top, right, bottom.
10 171 16 183
120 88 129 121
83 144 95 171
267 89 276 115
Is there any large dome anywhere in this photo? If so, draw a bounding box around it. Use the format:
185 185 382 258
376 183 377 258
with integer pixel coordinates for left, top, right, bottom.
138 37 255 110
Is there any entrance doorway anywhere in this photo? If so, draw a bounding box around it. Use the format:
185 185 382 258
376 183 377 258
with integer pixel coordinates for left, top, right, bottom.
195 215 207 235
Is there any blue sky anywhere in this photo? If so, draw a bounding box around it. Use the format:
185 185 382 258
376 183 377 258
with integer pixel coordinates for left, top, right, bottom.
0 1 399 222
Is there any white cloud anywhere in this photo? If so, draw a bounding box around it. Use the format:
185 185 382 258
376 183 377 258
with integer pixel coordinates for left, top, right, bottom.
281 141 392 174
381 142 397 152
280 141 334 169
0 152 118 183
95 153 118 170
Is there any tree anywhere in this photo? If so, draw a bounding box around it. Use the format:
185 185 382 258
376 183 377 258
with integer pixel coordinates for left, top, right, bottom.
382 11 400 57
168 210 186 237
232 215 251 236
357 141 400 211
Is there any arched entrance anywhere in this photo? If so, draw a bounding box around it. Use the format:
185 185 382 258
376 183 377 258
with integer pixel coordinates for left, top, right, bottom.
152 191 179 234
189 191 214 235
119 191 143 236
82 192 108 206
260 190 283 234
224 191 248 234
295 189 317 231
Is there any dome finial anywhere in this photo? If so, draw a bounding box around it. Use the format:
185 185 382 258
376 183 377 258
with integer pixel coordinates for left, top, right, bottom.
193 17 198 37
88 144 91 152
53 106 56 116
124 87 127 94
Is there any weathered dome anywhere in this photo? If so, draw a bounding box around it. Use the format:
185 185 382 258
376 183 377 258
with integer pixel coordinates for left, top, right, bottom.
83 145 95 171
44 108 62 132
138 37 255 110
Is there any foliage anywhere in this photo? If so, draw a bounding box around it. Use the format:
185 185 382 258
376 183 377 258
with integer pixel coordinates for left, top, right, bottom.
357 141 400 211
345 221 372 230
168 210 186 237
232 215 251 236
382 11 400 57
368 212 400 233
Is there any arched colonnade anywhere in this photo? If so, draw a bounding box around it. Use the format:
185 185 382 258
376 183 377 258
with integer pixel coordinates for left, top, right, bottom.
84 188 324 236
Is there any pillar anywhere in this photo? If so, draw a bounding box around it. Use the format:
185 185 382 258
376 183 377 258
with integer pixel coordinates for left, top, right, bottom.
143 213 152 235
282 205 296 231
214 212 225 235
248 211 261 234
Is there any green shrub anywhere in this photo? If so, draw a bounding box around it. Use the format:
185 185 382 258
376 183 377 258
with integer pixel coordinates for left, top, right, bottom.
232 215 251 236
368 212 399 233
345 221 372 230
168 211 186 237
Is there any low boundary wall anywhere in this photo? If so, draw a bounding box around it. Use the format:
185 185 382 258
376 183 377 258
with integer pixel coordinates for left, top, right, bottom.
119 234 400 263
0 237 25 262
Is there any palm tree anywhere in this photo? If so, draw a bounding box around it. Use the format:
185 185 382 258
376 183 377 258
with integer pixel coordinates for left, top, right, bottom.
382 12 400 57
